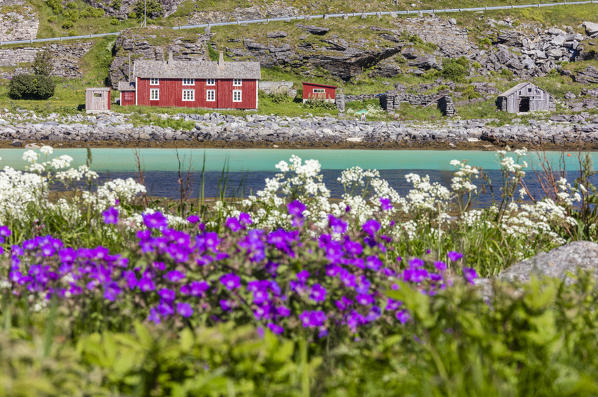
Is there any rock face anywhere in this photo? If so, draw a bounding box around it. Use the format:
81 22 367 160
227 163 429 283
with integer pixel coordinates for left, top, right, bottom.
572 66 598 84
0 1 38 42
82 0 184 18
0 42 93 79
108 28 211 88
188 4 299 25
499 241 598 283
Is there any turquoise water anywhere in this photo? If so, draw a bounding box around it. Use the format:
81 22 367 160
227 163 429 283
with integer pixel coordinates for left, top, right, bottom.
0 148 594 172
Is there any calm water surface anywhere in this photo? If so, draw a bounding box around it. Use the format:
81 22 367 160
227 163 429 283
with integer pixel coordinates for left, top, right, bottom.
0 148 595 201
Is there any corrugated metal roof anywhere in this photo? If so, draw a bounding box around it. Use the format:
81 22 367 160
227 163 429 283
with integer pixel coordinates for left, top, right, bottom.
133 59 261 80
499 82 538 97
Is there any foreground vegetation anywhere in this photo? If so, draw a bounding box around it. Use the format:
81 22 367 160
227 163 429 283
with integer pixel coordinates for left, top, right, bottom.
0 146 598 394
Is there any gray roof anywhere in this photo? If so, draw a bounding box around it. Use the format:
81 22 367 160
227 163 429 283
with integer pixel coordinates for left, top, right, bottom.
499 82 542 97
133 59 261 80
118 81 136 91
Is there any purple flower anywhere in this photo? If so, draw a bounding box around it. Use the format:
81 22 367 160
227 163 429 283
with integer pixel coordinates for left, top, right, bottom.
335 296 353 311
396 310 410 324
309 284 327 302
177 302 194 317
362 219 381 236
158 302 174 317
220 299 233 311
103 282 121 301
365 256 382 271
463 267 478 285
143 212 168 229
299 310 327 328
409 257 425 267
287 200 306 218
220 273 241 290
448 251 463 262
148 308 161 324
158 288 176 301
102 207 119 225
188 281 209 297
267 323 284 334
138 276 155 292
239 212 252 226
380 197 393 211
164 270 186 283
225 217 242 232
296 270 310 283
356 293 375 306
0 226 11 237
328 215 347 234
186 215 200 224
434 261 447 272
276 306 291 317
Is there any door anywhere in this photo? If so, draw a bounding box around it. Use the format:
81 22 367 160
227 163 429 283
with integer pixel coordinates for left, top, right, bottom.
519 97 530 112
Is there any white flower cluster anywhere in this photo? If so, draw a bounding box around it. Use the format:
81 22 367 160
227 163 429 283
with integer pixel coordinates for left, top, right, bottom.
450 159 479 193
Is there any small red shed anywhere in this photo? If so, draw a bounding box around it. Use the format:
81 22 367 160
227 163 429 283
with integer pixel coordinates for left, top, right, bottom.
118 81 136 106
302 82 337 103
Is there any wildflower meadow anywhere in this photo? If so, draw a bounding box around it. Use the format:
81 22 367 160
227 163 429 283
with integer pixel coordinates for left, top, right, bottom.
1 146 598 396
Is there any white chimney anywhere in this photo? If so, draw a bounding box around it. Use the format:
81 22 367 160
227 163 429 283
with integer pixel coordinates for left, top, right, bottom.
168 51 174 63
218 51 224 66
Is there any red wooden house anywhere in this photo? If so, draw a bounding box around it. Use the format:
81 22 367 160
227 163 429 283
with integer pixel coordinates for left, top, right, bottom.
302 82 337 103
119 53 261 110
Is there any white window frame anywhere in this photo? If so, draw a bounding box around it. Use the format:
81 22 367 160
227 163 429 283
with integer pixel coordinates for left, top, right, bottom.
150 78 159 85
206 89 215 102
313 88 326 94
232 90 242 103
150 88 159 101
206 78 216 86
182 89 195 101
233 78 242 87
182 78 195 86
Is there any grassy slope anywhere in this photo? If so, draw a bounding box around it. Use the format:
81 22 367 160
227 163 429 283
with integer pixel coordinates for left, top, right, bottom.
1 4 598 121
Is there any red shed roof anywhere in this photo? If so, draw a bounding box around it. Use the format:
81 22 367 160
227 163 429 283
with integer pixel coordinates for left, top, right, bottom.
302 82 337 89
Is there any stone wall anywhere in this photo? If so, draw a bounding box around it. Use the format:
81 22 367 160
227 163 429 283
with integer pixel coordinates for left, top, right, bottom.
259 81 297 97
0 42 94 79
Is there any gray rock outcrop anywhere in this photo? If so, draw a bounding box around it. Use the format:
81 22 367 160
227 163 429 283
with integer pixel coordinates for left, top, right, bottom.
499 241 598 283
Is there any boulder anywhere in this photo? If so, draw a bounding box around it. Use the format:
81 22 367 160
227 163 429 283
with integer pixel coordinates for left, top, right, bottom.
498 241 598 283
583 21 598 37
298 25 330 35
408 55 439 70
267 31 287 38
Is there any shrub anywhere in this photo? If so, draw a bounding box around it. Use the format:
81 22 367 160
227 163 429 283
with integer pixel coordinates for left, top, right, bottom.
45 0 62 14
32 49 53 76
110 0 121 9
302 99 336 110
133 0 163 20
441 57 469 81
8 74 55 100
61 19 74 29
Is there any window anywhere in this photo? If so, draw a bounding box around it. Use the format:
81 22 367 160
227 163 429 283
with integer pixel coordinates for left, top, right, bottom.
93 93 102 98
182 89 195 101
206 89 215 102
313 88 326 94
233 90 242 103
150 88 159 101
233 79 242 86
182 78 195 86
150 78 159 85
206 79 216 86
528 88 532 93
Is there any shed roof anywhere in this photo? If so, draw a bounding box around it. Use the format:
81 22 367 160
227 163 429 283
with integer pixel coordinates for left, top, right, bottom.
133 59 261 80
118 81 136 91
302 82 337 89
498 82 543 97
86 87 111 91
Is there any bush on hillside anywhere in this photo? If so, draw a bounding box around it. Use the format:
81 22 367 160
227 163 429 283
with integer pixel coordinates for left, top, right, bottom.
441 57 470 81
8 74 55 100
32 49 53 76
133 0 163 20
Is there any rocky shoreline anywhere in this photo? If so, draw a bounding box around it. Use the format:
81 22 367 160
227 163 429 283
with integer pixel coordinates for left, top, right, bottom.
1 110 598 150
